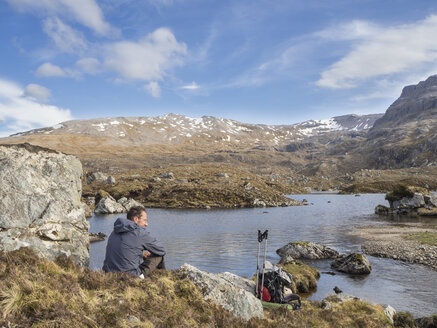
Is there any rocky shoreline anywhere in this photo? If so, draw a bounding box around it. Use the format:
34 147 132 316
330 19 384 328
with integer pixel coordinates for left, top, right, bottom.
350 225 437 271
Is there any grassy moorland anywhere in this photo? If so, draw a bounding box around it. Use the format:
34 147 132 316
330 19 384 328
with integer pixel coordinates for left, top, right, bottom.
82 164 303 208
0 248 393 328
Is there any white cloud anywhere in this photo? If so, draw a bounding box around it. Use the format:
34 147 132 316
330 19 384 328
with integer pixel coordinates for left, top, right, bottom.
43 17 87 53
104 28 187 81
36 62 66 77
181 81 200 90
5 0 113 35
144 82 161 98
317 15 437 88
0 78 72 136
76 57 101 74
36 62 67 77
24 84 51 103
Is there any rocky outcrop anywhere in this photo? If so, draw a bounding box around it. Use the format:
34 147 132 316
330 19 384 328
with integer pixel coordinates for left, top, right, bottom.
331 253 372 274
0 144 89 266
277 241 340 262
94 195 143 214
178 264 263 321
376 185 437 216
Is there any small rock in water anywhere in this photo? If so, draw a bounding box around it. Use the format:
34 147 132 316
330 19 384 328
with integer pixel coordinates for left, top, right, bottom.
333 286 343 294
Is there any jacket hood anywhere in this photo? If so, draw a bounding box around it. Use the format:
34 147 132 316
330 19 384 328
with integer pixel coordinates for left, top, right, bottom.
113 217 141 233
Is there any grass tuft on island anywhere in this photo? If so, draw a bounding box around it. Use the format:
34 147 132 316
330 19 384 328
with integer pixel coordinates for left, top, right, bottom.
280 261 320 294
402 232 437 247
0 248 395 328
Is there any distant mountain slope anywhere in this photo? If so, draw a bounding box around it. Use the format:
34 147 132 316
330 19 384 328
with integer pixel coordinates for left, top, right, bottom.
11 113 383 148
354 75 437 169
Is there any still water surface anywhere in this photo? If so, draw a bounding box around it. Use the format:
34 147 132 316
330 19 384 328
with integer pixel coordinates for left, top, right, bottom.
89 194 437 317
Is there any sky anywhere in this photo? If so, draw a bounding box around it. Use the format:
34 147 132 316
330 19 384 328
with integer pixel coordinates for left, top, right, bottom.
1 0 437 136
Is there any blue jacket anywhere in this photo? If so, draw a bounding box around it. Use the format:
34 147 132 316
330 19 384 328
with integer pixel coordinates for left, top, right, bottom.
102 217 166 276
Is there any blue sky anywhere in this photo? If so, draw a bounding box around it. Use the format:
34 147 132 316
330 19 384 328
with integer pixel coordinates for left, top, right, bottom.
1 0 437 136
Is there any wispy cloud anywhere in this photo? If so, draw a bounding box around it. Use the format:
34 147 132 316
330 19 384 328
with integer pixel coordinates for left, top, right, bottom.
316 15 437 88
0 78 72 136
5 0 115 36
43 17 87 54
181 81 200 90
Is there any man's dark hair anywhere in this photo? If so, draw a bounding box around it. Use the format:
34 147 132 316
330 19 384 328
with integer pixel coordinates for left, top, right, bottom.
127 206 146 221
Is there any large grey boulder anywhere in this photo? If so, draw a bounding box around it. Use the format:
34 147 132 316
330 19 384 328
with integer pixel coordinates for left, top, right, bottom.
94 195 125 214
178 264 263 321
392 193 425 209
277 241 340 262
331 253 372 274
216 272 256 295
0 144 89 266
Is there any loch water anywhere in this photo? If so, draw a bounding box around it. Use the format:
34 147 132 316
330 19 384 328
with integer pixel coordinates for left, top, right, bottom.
89 194 437 317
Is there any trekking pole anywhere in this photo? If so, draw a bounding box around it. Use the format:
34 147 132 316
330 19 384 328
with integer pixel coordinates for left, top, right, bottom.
255 230 262 298
260 230 268 300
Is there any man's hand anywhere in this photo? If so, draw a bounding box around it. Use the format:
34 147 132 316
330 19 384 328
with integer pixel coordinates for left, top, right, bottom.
143 251 151 259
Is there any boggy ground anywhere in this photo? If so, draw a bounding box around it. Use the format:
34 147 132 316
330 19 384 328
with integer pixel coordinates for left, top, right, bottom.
83 164 303 209
0 248 393 328
350 224 437 271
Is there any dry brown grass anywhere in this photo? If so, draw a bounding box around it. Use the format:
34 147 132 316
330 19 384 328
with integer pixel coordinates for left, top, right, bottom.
0 248 395 328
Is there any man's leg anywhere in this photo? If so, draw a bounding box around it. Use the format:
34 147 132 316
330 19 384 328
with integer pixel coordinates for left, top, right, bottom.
139 254 165 276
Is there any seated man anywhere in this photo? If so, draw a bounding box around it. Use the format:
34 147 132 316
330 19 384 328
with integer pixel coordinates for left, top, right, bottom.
103 205 165 277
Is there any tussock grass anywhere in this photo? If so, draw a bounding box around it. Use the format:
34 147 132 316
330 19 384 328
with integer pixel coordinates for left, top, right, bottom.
280 261 320 294
0 248 393 327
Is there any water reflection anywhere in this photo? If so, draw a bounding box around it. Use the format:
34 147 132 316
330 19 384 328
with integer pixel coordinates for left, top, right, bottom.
89 194 437 317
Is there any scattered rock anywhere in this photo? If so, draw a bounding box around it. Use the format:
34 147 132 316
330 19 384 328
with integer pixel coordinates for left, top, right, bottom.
117 197 143 212
216 173 229 178
106 176 116 184
277 241 340 261
89 232 106 243
158 172 174 180
333 286 343 294
331 253 372 274
94 195 125 214
321 300 332 310
253 199 266 207
0 144 89 267
87 172 107 184
178 263 263 321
